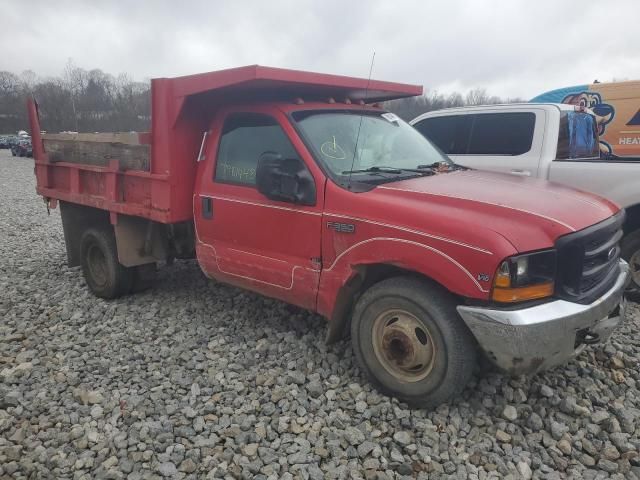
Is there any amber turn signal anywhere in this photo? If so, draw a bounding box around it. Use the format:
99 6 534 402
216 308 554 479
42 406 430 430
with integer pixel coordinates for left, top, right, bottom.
492 282 554 303
494 261 511 288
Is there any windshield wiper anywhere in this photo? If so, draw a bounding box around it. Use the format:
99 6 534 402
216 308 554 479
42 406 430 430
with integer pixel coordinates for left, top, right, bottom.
417 161 468 171
342 166 434 175
416 162 448 169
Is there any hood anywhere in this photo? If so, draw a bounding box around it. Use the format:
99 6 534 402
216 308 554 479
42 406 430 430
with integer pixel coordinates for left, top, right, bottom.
371 170 619 252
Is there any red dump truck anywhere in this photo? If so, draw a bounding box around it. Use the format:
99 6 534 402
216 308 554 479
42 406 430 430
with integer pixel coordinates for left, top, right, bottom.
28 65 630 407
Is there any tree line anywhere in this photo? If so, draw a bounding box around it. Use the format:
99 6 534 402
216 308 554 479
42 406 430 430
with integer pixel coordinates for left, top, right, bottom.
384 89 523 120
0 63 150 134
0 64 521 134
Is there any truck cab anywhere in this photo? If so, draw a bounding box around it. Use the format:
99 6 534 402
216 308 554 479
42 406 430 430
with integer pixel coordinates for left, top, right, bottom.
29 66 630 408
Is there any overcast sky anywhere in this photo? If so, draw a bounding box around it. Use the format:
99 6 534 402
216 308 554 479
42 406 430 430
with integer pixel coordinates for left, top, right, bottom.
2 0 639 99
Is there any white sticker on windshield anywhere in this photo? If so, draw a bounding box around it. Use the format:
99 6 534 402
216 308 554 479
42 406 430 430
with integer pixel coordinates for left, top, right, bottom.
381 112 400 123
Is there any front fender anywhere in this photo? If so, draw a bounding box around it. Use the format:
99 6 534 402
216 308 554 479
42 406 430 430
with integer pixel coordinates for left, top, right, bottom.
316 237 495 320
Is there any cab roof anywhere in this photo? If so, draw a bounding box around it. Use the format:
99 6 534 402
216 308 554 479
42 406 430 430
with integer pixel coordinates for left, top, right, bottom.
410 102 586 121
154 64 423 103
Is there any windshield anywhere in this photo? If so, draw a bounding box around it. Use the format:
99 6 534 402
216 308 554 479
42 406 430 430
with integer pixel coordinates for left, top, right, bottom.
292 110 452 181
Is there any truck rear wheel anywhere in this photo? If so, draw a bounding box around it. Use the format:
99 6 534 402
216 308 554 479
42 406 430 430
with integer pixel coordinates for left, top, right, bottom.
351 276 476 408
80 227 133 299
621 229 640 297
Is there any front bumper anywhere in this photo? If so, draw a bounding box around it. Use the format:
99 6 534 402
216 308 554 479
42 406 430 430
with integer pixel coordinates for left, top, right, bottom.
457 259 630 375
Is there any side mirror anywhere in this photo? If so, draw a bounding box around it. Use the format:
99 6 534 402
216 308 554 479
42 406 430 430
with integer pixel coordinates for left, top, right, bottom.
256 152 316 206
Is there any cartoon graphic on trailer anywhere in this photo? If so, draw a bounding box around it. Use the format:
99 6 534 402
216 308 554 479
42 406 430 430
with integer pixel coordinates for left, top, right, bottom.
531 81 640 159
560 91 615 157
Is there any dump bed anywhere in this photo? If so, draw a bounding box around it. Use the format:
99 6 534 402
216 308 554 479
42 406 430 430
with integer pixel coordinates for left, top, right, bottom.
28 65 422 223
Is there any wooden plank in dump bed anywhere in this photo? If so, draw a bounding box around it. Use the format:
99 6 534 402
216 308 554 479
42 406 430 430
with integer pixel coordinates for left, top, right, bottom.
42 133 150 171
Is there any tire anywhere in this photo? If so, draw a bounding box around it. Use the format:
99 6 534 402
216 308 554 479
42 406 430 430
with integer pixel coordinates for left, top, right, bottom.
80 227 133 299
11 150 16 157
351 276 477 408
621 229 640 299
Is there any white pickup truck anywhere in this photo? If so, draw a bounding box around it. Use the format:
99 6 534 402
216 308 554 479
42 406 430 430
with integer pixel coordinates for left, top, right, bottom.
410 103 640 292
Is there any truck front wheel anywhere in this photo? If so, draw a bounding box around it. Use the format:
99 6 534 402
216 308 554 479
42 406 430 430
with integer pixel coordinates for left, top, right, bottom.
80 227 133 299
351 277 476 408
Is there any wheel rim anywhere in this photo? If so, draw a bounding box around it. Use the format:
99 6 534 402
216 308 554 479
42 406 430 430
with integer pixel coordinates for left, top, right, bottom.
371 309 436 383
630 249 640 288
87 244 108 288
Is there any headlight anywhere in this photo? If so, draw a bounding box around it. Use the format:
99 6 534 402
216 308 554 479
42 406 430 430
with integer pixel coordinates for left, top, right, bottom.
492 250 556 303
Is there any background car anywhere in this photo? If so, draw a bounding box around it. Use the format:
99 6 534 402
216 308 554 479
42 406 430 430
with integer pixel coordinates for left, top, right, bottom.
6 136 18 151
11 137 33 157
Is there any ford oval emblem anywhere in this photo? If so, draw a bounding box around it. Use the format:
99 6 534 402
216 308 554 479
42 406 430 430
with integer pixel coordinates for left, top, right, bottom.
607 247 616 260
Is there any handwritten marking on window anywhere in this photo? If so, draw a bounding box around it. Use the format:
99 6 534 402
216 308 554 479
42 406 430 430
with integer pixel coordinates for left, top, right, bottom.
321 136 347 159
219 162 256 183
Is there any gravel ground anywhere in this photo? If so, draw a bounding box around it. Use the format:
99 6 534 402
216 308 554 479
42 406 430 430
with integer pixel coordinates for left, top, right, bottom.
1 150 639 480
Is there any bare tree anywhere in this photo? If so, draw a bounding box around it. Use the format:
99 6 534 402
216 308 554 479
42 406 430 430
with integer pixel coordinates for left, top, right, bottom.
0 64 153 134
19 70 38 94
385 89 523 120
0 71 23 133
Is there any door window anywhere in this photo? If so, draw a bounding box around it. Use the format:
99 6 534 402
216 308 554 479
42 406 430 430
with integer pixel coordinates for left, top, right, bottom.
215 113 300 186
415 112 536 156
467 112 535 155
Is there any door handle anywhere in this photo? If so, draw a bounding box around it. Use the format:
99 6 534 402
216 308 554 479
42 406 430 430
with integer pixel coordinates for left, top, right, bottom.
510 169 531 176
201 197 213 219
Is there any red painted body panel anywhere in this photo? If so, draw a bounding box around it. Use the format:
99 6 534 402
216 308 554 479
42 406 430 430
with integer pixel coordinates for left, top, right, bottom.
316 179 505 314
27 66 621 322
193 105 327 310
373 170 619 252
314 169 619 313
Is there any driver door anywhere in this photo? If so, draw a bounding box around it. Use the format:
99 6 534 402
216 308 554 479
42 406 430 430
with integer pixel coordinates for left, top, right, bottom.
195 106 325 310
